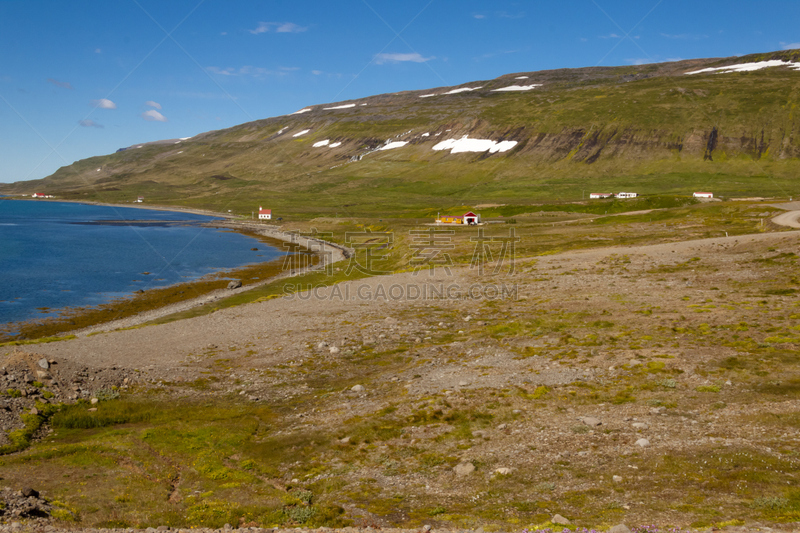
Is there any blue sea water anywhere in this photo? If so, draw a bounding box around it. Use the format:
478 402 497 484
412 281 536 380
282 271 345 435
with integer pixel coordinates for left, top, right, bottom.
0 200 284 329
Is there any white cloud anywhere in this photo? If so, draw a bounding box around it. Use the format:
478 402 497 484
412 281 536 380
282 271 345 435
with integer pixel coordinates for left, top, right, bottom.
473 14 485 19
374 52 434 65
47 78 73 90
92 98 117 109
207 65 284 77
312 70 323 75
276 22 306 33
781 41 800 50
207 66 236 76
249 22 271 34
145 100 162 109
95 48 102 54
79 119 103 128
249 21 307 34
142 109 167 122
626 58 653 65
600 33 621 39
220 32 227 36
496 11 525 19
661 33 708 40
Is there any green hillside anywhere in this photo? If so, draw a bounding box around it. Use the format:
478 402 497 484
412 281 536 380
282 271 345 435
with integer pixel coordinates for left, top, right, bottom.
3 49 800 217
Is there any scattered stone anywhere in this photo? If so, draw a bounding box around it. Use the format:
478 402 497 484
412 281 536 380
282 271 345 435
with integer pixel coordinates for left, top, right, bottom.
581 416 602 427
340 437 351 444
609 525 632 533
423 526 432 532
612 475 623 483
227 280 242 290
329 346 340 354
21 487 39 498
317 341 329 349
88 408 98 412
495 467 511 475
635 438 650 447
29 407 38 416
37 359 49 370
458 380 469 387
351 384 365 392
552 514 570 525
454 461 475 476
632 422 649 430
497 423 507 430
90 398 99 405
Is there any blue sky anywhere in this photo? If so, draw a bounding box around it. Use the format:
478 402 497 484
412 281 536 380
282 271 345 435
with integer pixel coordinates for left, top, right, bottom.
1 0 799 184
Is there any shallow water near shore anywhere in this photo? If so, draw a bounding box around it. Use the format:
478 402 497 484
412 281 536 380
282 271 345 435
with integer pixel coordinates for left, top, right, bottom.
0 200 283 331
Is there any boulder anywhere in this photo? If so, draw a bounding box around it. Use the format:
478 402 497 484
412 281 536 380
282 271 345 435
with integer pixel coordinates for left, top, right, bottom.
552 514 570 525
227 280 242 290
454 462 475 476
37 359 49 370
581 416 602 427
20 487 39 498
635 438 650 447
609 525 632 533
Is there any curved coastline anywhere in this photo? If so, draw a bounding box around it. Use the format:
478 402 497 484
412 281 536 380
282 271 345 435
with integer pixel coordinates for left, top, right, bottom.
65 220 352 337
1 200 352 340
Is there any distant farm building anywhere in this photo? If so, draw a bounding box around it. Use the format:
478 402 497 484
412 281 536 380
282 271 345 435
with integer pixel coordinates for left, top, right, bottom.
258 207 272 220
136 196 144 203
463 212 481 225
589 193 614 199
31 193 54 198
616 192 638 199
437 211 482 225
438 215 463 224
693 192 714 198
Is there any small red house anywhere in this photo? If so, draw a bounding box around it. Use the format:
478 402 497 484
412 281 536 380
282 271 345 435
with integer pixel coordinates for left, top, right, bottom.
463 212 481 225
258 207 272 220
437 211 481 225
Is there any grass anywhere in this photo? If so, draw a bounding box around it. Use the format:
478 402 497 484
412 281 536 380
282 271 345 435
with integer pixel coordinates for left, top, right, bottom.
5 51 800 218
4 184 800 528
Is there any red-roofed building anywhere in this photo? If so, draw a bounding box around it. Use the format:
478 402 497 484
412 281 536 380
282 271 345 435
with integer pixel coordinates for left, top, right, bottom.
258 207 272 220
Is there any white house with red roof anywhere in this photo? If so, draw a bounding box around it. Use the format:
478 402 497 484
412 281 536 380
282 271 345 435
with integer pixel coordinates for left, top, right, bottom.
258 207 272 220
463 211 481 225
693 192 714 198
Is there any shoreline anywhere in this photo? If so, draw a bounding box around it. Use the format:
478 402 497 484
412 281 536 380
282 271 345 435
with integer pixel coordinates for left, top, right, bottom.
3 196 238 220
0 199 352 339
64 220 352 337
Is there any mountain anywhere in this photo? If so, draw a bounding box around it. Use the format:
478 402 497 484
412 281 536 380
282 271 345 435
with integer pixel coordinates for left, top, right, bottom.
3 49 800 217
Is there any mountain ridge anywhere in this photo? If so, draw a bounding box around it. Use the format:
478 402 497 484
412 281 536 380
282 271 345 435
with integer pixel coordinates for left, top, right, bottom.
3 49 800 217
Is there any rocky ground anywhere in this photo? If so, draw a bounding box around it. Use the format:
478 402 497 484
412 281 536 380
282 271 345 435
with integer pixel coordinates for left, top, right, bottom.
1 225 800 531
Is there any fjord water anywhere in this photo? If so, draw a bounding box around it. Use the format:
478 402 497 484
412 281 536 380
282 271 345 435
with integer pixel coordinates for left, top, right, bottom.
0 200 283 328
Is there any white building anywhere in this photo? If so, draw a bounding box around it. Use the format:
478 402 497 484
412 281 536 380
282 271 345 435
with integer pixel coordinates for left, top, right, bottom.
693 192 714 198
616 192 638 199
258 207 272 220
589 193 614 199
